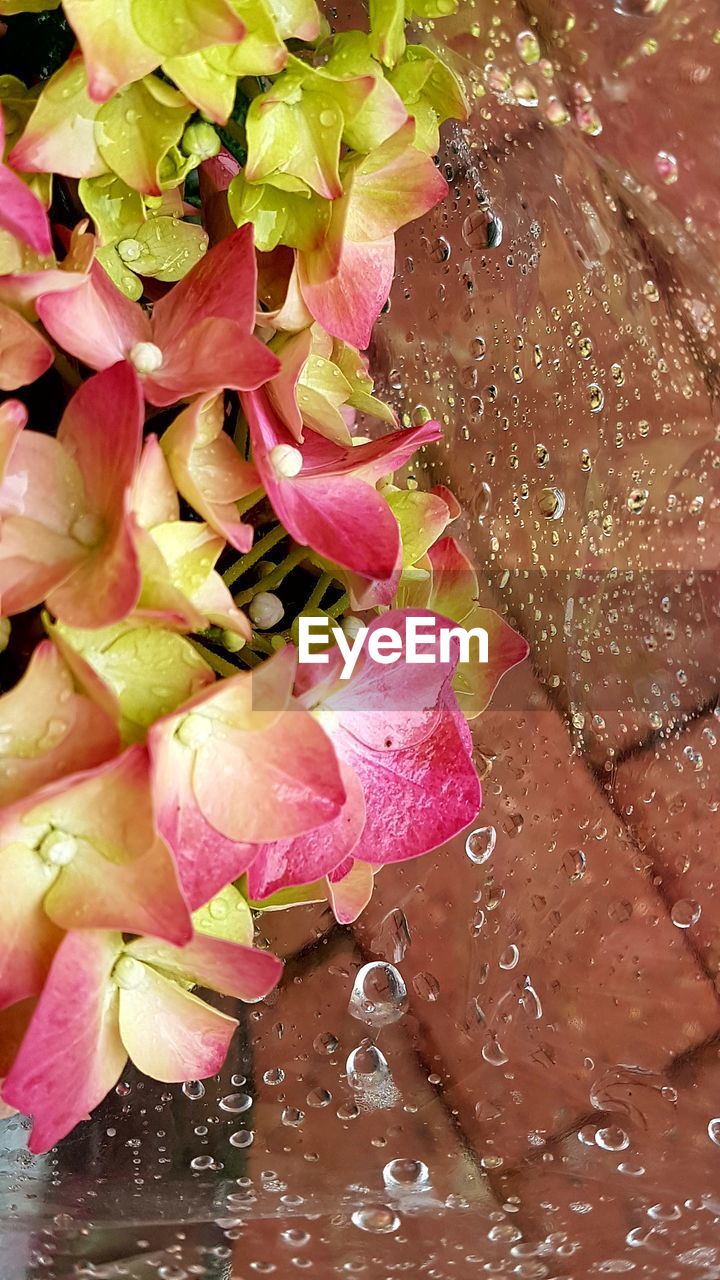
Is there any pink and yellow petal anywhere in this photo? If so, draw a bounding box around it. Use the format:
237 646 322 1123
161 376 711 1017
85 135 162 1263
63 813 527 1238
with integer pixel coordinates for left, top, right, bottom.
125 932 283 1002
161 393 259 553
118 963 238 1082
1 930 127 1153
0 843 63 1009
327 858 375 924
0 640 118 808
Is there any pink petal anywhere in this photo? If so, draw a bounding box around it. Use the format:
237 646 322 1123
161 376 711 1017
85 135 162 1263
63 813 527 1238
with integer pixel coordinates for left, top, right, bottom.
2 930 127 1153
144 319 280 407
149 649 346 902
161 392 259 552
0 300 53 390
0 111 52 256
152 225 258 347
0 398 27 471
58 362 143 520
242 388 400 580
191 700 345 843
0 843 63 1009
46 499 141 628
0 223 95 314
333 689 480 866
37 261 150 371
118 966 238 1082
247 759 365 900
265 327 313 441
299 234 395 350
149 732 256 910
133 435 180 528
17 745 191 945
327 857 374 924
126 932 283 1002
0 640 118 808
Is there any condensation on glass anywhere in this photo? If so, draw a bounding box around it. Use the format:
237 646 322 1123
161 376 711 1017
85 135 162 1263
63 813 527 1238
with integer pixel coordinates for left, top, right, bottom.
3 1 720 1277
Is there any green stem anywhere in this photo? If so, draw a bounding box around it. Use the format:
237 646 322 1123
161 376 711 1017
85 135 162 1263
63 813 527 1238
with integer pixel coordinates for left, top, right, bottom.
326 591 349 619
233 543 307 605
306 571 331 612
223 524 287 587
192 641 241 678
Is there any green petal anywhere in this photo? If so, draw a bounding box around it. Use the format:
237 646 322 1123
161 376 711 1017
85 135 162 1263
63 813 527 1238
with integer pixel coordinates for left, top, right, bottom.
130 0 245 59
51 619 213 744
332 340 396 423
205 0 286 76
95 242 144 299
388 46 467 154
407 0 458 15
228 172 329 252
134 215 208 281
386 488 452 569
10 58 105 180
245 57 373 199
95 76 192 195
163 50 237 124
0 0 60 12
324 32 408 153
79 172 144 243
192 884 253 946
268 0 320 40
369 0 405 68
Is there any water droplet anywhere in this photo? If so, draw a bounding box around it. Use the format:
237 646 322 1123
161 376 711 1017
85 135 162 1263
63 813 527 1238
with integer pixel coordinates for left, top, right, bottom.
182 1080 205 1100
654 149 678 184
229 1130 254 1148
471 336 486 360
346 1043 389 1089
562 848 587 881
313 1031 339 1055
349 962 407 1027
371 909 411 964
627 488 649 514
671 899 701 928
351 1207 400 1234
537 487 566 519
462 210 503 250
465 825 496 864
220 1093 253 1113
263 1068 285 1086
588 384 605 412
499 945 520 970
596 1126 630 1151
429 236 451 263
516 29 541 63
412 971 440 1002
708 1118 720 1146
281 1106 305 1127
383 1158 430 1191
307 1087 332 1108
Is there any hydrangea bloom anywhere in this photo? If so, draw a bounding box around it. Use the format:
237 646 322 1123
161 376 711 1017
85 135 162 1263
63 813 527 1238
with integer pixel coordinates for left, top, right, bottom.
0 0 527 1152
36 225 279 405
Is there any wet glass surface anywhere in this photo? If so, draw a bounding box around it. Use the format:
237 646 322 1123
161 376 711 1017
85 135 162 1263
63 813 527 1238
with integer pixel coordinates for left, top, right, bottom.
3 0 720 1275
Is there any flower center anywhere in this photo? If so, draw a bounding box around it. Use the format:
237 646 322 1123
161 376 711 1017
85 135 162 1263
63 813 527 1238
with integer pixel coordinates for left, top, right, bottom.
269 444 303 479
112 955 145 990
129 342 163 375
39 830 78 867
71 512 106 548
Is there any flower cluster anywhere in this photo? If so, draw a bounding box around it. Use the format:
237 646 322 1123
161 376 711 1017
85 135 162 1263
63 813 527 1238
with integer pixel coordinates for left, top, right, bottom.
0 0 528 1151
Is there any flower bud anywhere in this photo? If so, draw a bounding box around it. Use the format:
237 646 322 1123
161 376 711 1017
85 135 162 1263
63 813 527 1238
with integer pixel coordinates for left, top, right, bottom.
181 122 221 161
249 591 284 629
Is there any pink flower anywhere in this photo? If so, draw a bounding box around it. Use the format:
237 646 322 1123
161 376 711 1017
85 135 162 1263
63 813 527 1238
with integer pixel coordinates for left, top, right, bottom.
0 639 118 809
0 223 95 392
0 744 192 1012
242 386 441 584
247 610 481 901
0 363 143 627
0 107 52 258
160 391 260 553
148 646 347 910
2 915 282 1152
35 225 280 407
